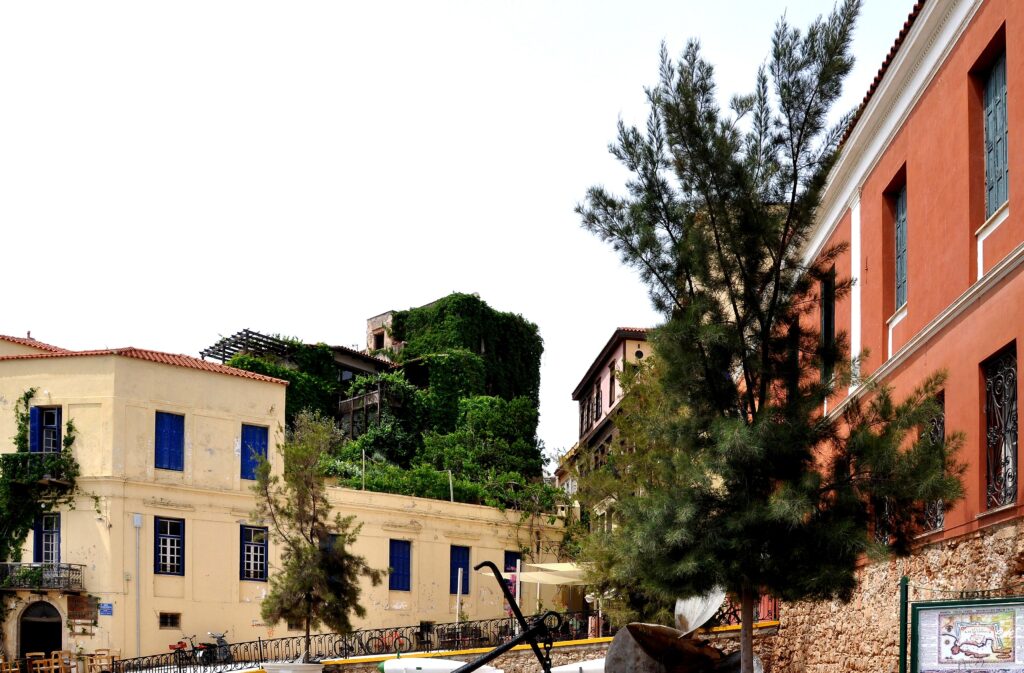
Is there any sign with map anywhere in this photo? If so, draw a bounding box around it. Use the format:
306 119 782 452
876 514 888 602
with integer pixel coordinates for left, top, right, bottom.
914 599 1024 672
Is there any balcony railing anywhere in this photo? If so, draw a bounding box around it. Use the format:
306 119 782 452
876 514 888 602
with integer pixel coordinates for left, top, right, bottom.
710 594 780 629
0 562 85 592
0 452 79 486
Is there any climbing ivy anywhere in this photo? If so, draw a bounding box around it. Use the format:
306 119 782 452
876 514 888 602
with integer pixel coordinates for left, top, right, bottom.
0 390 81 562
228 353 336 425
390 293 543 405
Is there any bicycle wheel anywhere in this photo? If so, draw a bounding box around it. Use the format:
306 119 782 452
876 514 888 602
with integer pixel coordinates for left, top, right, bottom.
332 638 354 659
393 635 412 653
364 636 386 655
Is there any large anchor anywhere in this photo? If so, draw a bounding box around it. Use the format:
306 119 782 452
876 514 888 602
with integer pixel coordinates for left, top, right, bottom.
451 561 561 673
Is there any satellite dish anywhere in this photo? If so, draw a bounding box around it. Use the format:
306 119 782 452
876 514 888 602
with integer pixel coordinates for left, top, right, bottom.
674 587 727 636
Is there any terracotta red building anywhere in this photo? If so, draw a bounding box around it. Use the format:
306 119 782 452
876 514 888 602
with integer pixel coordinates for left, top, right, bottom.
764 1 1024 671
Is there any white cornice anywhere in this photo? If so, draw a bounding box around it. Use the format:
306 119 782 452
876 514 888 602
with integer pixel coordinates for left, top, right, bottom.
803 0 983 267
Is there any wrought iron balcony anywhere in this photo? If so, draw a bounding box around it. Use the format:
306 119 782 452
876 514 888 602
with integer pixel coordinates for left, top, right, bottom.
0 562 85 592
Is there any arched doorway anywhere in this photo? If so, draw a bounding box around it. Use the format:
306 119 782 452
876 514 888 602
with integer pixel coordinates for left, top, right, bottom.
19 601 62 656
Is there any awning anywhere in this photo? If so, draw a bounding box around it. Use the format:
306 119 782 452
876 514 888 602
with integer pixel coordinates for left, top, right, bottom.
477 562 589 586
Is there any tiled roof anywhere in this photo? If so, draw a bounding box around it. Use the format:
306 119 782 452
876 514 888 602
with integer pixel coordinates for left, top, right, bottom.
840 1 927 147
0 334 70 353
0 347 289 385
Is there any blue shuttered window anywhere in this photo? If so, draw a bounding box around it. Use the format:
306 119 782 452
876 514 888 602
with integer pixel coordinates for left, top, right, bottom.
155 517 185 575
155 412 185 471
29 407 61 453
450 545 470 595
985 52 1009 218
240 526 268 581
241 425 269 480
895 186 908 308
389 540 411 591
33 514 60 563
503 550 522 574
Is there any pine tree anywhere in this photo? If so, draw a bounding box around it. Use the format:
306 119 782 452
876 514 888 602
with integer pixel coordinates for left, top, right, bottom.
576 2 964 671
255 411 382 662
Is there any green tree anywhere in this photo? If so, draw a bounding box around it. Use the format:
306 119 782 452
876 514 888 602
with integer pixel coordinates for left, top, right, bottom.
576 3 964 671
255 411 382 661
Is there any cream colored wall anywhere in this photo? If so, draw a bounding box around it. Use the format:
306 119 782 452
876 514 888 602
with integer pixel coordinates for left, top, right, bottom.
0 355 563 660
0 341 54 356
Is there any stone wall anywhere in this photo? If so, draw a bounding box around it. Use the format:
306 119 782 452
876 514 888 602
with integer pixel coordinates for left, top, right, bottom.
324 642 608 673
759 518 1024 673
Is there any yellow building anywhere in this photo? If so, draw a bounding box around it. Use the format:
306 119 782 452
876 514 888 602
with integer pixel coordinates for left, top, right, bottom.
0 335 562 661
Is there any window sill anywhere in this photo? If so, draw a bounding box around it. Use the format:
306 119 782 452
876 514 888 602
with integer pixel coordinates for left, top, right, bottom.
886 304 908 326
975 502 1017 520
975 201 1010 237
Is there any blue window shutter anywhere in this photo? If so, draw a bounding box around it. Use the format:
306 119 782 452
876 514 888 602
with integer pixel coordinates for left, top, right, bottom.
239 526 245 581
54 407 62 451
32 517 42 562
450 545 469 594
985 52 1009 217
156 413 185 471
29 407 41 453
895 186 908 308
389 540 411 591
241 425 268 480
54 514 61 563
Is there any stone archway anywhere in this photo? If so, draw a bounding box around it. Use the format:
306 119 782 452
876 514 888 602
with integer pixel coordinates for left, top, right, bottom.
19 601 62 656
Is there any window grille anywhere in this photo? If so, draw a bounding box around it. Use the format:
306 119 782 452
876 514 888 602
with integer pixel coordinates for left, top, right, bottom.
920 393 946 531
241 526 268 581
985 346 1018 510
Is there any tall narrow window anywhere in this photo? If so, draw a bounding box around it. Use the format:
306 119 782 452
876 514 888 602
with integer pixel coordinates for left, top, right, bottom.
389 540 411 591
240 526 268 581
155 517 185 575
820 266 837 380
155 412 185 471
240 424 269 480
985 51 1009 218
608 361 616 406
29 407 62 453
920 393 946 531
985 346 1018 509
449 545 470 595
894 186 908 308
33 513 60 563
595 386 602 420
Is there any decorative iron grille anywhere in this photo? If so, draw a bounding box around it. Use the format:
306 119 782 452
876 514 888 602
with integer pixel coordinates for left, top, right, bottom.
985 347 1018 510
920 394 946 531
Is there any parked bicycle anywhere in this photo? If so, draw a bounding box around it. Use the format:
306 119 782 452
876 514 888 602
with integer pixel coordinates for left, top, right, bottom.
363 630 412 655
169 635 207 667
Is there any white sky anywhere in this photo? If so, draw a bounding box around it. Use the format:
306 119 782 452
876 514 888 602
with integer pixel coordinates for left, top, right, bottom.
0 0 915 462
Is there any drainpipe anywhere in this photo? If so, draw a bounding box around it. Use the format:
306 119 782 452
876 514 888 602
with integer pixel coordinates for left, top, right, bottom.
133 514 143 656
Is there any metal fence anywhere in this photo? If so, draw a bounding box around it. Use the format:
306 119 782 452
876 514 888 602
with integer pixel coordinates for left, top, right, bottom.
113 612 608 673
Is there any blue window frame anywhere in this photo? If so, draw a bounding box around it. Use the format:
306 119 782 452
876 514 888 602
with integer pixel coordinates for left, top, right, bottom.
29 407 62 453
240 526 268 581
155 517 185 575
450 545 470 595
894 185 908 308
33 513 60 563
155 412 185 471
389 540 411 591
985 51 1009 218
503 550 522 574
240 424 268 480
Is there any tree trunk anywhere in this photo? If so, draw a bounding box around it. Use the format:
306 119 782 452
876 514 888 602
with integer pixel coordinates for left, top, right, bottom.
739 587 755 673
303 594 312 663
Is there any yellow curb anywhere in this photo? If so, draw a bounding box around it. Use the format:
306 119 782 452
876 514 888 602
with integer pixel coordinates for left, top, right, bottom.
321 637 614 666
705 620 781 633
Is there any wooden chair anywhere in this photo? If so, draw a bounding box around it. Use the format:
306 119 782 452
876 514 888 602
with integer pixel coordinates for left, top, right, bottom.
52 651 76 673
86 655 115 673
0 656 21 673
22 654 45 673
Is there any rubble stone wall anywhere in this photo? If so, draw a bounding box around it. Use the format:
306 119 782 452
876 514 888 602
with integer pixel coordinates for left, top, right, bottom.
759 518 1024 673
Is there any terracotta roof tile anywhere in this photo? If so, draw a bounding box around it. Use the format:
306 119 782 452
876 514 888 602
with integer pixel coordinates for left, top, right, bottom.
0 335 70 353
0 347 288 385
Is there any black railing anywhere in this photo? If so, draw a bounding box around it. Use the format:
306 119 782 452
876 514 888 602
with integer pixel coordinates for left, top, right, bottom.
0 562 85 592
711 595 781 627
115 612 609 673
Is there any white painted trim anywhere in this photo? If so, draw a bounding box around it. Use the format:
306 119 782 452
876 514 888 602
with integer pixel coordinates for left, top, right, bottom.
802 0 983 268
976 203 1010 280
849 197 862 393
886 304 908 360
831 239 1024 418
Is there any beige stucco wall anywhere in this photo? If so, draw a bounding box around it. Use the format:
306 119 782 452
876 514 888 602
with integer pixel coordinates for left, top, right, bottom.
0 355 563 660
